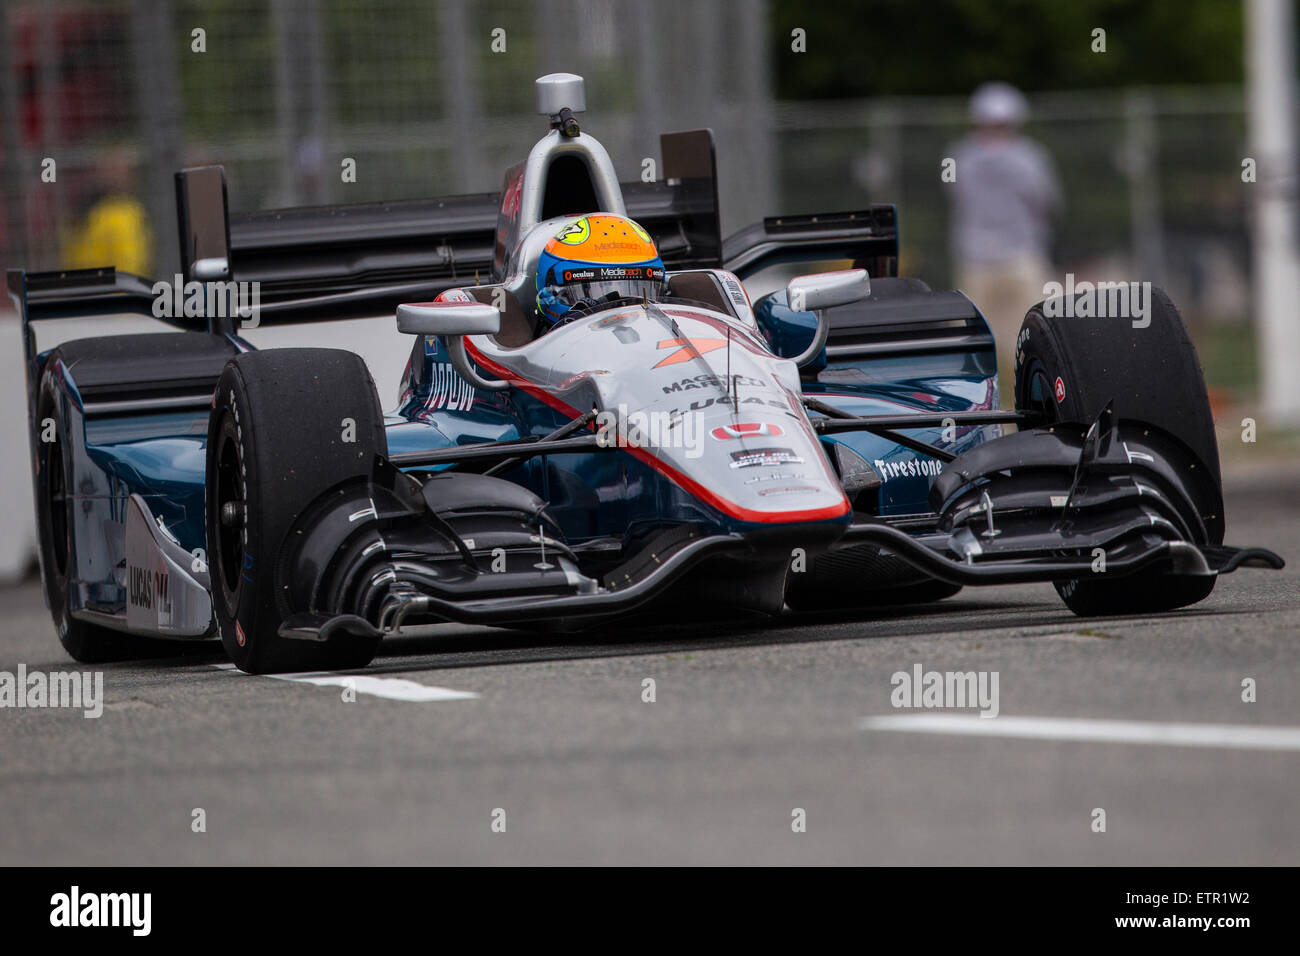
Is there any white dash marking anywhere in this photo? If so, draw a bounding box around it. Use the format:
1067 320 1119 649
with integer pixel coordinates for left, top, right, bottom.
858 714 1300 752
213 663 477 702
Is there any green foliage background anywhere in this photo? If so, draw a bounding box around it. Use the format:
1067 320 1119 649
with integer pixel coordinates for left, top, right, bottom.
773 0 1245 98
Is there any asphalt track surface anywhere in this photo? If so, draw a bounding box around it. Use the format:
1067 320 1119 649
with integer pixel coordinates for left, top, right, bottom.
1 467 1297 866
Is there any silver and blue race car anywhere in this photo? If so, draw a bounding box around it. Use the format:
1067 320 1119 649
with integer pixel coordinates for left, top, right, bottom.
7 74 1283 673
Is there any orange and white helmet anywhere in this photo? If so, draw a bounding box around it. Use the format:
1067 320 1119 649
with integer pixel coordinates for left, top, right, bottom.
536 214 666 326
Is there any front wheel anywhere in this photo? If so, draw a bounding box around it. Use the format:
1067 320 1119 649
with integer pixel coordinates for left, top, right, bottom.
1014 286 1220 616
207 348 387 672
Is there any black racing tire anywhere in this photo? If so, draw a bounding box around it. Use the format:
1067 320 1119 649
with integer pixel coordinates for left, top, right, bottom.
35 366 168 662
207 348 386 673
1013 286 1220 616
1054 574 1214 617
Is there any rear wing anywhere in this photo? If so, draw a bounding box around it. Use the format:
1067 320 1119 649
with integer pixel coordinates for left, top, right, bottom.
173 129 726 329
6 266 198 326
8 134 896 334
224 189 501 322
722 206 899 281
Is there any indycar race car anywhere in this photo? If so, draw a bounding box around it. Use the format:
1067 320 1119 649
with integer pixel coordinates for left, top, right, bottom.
8 73 1283 673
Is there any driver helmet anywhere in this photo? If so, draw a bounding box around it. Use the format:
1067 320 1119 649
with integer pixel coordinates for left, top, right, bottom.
536 214 666 327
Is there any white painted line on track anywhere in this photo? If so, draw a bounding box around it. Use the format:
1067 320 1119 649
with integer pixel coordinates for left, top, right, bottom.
858 714 1300 752
213 663 478 702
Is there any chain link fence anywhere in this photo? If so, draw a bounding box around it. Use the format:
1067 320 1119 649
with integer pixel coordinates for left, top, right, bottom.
774 86 1252 323
0 0 1257 333
0 0 775 277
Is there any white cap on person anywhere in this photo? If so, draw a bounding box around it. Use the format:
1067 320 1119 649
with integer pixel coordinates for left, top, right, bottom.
969 82 1029 126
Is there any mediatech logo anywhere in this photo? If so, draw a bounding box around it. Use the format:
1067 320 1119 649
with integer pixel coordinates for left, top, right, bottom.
50 886 151 936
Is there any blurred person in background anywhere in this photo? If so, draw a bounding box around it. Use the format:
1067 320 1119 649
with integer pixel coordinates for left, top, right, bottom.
63 145 152 277
948 81 1061 408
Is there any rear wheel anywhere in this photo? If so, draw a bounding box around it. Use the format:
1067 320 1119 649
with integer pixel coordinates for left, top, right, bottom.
1014 286 1221 616
35 369 166 662
207 349 387 673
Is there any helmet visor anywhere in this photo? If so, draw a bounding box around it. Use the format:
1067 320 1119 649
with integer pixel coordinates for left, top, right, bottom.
545 264 666 312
